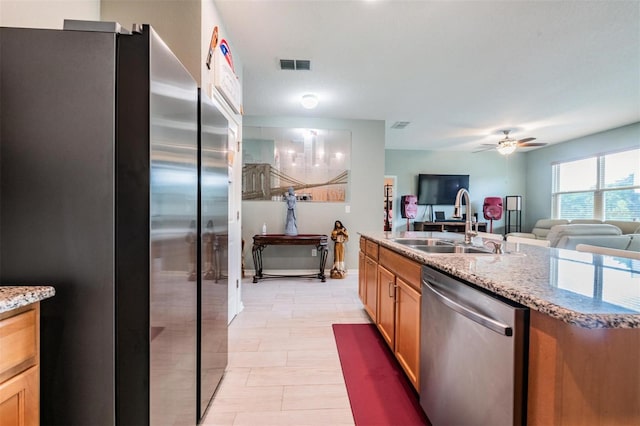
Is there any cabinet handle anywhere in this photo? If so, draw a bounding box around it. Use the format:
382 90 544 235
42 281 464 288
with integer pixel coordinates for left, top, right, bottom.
388 281 396 298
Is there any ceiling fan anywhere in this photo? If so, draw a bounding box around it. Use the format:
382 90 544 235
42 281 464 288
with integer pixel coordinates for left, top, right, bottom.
475 130 547 155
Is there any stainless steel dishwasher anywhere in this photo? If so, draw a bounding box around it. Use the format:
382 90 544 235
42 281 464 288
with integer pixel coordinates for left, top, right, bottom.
420 265 528 425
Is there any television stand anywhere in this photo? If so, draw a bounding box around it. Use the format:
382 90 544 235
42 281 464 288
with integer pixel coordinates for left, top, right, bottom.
414 221 487 233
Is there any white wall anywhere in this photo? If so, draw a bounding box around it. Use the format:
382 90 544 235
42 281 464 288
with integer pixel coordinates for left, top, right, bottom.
242 116 385 273
0 0 99 28
523 122 640 230
385 149 527 235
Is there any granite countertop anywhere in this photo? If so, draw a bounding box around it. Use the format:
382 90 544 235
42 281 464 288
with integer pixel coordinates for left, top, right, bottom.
0 286 56 313
360 231 640 329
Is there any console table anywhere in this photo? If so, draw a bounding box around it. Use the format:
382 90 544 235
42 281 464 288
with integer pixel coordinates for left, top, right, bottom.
414 221 487 233
252 234 329 283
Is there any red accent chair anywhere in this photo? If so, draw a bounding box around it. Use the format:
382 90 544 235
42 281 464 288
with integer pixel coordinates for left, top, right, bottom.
483 197 503 233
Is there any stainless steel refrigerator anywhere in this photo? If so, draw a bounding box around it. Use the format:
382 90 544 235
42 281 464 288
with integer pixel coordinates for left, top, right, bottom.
0 22 228 425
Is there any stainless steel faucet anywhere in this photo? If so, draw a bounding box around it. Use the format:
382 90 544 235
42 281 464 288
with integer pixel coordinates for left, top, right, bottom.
453 188 477 244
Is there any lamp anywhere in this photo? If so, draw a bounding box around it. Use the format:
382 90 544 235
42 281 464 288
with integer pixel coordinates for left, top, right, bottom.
496 139 517 155
300 94 319 109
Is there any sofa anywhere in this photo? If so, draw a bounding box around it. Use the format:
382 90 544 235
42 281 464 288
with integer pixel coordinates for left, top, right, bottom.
506 219 640 252
507 219 570 240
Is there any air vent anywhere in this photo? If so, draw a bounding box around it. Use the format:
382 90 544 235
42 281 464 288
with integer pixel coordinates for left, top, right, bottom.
391 121 410 129
280 59 311 70
295 60 311 70
280 59 295 70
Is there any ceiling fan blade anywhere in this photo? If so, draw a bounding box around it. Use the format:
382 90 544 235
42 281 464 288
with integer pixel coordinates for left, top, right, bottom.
517 137 536 143
473 145 496 153
518 142 547 147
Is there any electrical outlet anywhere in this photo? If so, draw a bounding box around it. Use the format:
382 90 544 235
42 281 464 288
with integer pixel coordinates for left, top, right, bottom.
311 248 317 257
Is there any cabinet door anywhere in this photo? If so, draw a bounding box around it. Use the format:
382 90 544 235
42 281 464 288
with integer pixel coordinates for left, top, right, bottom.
0 365 39 426
376 265 396 348
364 256 378 321
358 251 366 304
395 277 421 390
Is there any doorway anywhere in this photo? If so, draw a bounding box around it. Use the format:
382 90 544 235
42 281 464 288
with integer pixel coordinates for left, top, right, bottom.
384 176 396 231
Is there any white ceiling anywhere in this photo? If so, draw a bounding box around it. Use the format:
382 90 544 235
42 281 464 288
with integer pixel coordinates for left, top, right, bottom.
215 0 640 151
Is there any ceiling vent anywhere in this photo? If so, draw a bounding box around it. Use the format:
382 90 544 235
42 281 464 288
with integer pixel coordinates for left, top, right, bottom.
280 59 311 70
280 59 295 70
391 121 410 129
295 60 311 70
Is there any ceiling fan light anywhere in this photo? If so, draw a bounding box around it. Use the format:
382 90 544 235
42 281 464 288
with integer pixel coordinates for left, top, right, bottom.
497 141 517 155
300 94 319 109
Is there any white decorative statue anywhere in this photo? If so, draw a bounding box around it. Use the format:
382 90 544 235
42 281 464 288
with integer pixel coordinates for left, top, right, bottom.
284 187 298 236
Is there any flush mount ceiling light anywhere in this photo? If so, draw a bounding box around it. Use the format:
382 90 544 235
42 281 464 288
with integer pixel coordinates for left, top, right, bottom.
300 94 319 109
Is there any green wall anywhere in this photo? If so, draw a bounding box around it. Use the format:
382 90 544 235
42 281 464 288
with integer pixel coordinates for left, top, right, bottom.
385 149 527 235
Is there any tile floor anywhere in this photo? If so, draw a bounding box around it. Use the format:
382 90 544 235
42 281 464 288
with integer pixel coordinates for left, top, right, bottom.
201 272 369 425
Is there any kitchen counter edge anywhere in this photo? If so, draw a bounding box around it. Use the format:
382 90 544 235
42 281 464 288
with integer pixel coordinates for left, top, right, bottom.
0 286 56 313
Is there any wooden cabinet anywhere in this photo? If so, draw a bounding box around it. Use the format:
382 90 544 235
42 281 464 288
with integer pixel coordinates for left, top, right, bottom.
377 247 422 390
394 277 421 389
358 237 422 390
527 310 640 425
0 303 40 426
358 250 366 302
364 257 378 320
376 265 395 346
359 237 379 322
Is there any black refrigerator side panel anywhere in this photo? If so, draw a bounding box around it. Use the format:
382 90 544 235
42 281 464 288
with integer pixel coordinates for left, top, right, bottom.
0 28 118 425
114 28 152 425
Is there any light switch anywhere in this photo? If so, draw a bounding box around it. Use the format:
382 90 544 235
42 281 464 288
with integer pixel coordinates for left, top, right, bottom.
345 205 351 213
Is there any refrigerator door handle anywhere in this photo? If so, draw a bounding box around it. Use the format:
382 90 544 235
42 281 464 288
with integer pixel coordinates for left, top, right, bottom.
423 280 512 336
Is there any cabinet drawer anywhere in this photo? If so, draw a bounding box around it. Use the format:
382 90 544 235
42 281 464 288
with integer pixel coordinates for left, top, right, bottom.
0 308 37 383
379 247 421 291
365 240 379 260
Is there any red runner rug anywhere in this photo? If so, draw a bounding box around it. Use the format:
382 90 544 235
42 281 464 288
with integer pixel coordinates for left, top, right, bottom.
332 323 430 426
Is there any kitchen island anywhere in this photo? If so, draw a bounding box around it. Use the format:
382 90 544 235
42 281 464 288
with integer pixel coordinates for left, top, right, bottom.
0 286 55 425
359 231 639 425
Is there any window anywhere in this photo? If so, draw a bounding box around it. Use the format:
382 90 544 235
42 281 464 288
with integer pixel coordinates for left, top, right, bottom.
552 147 640 221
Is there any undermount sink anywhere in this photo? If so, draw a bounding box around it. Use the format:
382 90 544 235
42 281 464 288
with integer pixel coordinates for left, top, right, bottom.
392 238 454 246
392 238 494 255
412 244 493 254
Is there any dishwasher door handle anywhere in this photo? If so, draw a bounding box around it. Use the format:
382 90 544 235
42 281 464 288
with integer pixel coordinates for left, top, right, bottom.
424 281 513 336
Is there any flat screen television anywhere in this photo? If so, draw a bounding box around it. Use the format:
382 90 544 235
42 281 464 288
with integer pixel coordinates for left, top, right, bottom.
417 174 469 205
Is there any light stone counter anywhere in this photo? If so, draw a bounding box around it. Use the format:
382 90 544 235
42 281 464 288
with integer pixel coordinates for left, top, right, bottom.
0 286 55 313
360 231 640 329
